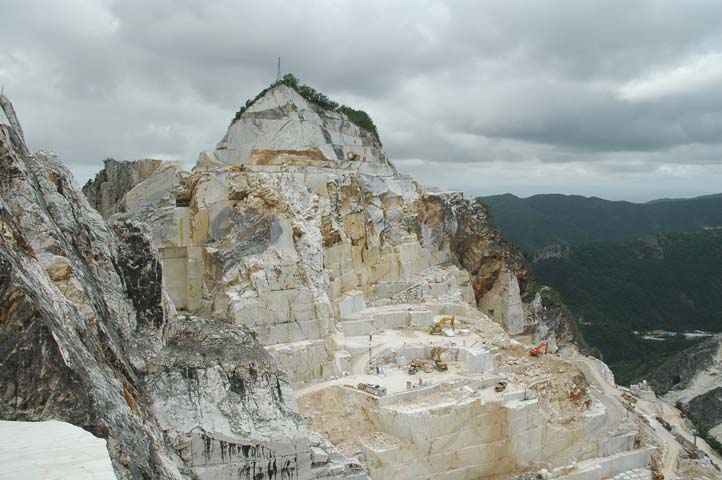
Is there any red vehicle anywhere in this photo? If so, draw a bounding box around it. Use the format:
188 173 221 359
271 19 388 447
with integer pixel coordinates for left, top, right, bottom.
529 342 549 356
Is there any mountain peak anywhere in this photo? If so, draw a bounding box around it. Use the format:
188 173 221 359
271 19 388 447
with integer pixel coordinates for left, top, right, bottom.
205 77 390 174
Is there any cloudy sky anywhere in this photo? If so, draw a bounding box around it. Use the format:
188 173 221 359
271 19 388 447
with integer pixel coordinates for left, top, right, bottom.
2 0 722 201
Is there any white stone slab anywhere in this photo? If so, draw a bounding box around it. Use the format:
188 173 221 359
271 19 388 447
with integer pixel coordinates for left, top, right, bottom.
0 420 116 480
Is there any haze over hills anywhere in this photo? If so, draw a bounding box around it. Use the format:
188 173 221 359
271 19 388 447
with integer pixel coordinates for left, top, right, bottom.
646 192 722 204
481 191 722 385
478 193 722 253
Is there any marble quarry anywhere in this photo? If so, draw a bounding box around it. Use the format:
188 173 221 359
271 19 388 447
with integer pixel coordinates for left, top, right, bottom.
2 85 718 479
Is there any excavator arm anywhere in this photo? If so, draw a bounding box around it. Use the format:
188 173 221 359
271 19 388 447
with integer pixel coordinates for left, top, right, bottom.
427 316 456 335
529 342 548 356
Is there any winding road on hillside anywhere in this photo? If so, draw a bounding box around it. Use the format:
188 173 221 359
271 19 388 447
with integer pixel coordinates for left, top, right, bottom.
573 355 681 479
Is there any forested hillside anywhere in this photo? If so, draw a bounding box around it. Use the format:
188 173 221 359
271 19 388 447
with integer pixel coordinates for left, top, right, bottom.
534 230 722 385
479 193 722 252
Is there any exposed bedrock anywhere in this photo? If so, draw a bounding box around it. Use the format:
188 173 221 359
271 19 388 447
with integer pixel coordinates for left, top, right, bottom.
415 192 530 335
214 84 390 174
83 158 184 218
0 120 179 478
647 335 720 394
0 95 362 479
0 83 660 480
685 387 722 431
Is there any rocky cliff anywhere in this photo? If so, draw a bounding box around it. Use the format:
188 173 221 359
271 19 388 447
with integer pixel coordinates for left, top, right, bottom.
84 158 183 218
0 93 363 479
0 100 179 478
653 335 722 443
0 83 686 479
647 336 720 395
106 84 538 385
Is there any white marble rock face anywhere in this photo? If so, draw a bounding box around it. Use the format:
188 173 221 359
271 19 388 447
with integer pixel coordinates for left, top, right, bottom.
211 84 393 176
9 86 653 480
0 96 365 479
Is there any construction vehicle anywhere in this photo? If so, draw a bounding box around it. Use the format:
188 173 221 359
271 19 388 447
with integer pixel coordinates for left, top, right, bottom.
684 448 699 460
495 380 508 392
430 346 448 371
529 342 548 356
409 358 434 374
358 383 387 397
655 416 673 432
651 457 664 479
427 316 455 336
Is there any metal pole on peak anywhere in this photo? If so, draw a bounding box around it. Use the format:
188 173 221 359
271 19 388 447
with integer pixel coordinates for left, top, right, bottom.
0 90 28 153
276 57 281 83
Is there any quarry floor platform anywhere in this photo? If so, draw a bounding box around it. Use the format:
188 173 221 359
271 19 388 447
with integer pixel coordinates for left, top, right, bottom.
294 326 496 398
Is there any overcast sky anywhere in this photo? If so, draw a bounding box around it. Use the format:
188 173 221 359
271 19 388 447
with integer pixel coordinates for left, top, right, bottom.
2 0 722 201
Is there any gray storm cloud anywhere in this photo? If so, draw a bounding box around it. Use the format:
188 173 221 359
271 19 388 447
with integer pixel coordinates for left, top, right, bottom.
1 0 721 201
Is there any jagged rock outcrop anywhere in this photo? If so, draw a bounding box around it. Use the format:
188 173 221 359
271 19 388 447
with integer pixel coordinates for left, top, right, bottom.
213 84 389 174
0 94 26 147
524 286 591 353
0 104 179 478
83 158 182 217
647 336 720 394
0 94 362 479
415 192 531 334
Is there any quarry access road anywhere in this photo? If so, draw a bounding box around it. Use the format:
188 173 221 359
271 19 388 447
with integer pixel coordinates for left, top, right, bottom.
635 398 681 479
647 396 722 468
575 355 682 478
573 355 626 427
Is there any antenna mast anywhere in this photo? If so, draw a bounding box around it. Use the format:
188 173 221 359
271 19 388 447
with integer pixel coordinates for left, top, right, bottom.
276 57 281 82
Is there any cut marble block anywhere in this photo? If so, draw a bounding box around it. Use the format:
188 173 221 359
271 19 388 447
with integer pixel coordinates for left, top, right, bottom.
0 420 116 480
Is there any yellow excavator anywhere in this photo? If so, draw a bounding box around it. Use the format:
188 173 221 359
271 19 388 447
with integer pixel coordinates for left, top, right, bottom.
409 358 434 374
651 457 664 479
426 316 455 335
431 346 448 371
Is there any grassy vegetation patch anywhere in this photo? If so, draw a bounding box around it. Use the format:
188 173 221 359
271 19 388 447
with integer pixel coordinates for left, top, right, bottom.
231 73 381 144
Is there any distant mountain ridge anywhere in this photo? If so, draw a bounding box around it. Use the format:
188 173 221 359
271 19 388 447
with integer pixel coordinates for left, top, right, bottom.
646 192 722 204
479 192 722 253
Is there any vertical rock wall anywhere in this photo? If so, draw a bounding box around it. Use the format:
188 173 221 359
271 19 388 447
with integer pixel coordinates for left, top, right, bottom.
1 82 597 480
1 97 362 479
0 121 180 478
83 158 183 218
